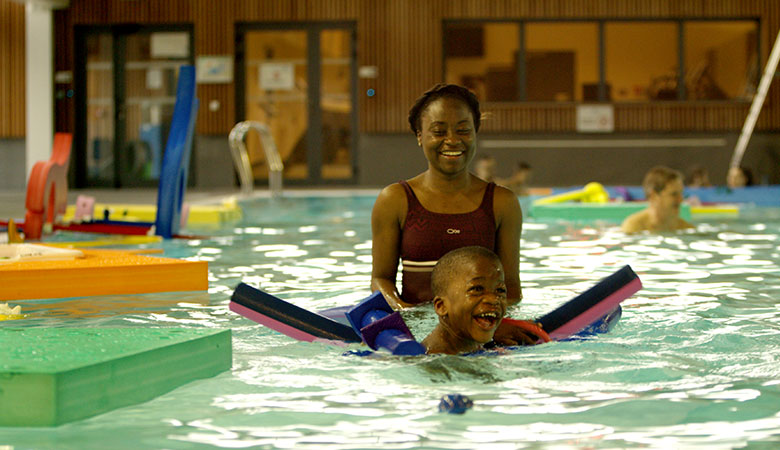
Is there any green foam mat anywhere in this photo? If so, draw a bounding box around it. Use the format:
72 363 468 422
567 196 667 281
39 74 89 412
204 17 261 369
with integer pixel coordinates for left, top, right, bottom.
530 202 692 222
0 328 232 427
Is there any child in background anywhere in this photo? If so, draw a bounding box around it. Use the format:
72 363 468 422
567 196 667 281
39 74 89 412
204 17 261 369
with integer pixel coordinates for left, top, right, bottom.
473 154 497 182
686 165 712 188
422 246 537 354
501 161 533 196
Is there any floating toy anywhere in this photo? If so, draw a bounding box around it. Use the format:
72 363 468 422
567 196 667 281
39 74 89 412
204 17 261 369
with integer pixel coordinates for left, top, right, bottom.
0 246 207 300
345 291 426 355
0 303 23 321
533 182 609 205
439 394 474 414
229 265 642 351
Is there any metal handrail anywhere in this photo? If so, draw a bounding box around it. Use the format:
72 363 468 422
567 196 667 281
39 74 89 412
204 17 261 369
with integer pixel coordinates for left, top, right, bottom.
228 121 283 197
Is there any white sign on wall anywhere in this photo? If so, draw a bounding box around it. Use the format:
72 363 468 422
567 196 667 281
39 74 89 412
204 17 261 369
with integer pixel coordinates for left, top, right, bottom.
576 104 614 133
150 32 189 58
259 63 295 91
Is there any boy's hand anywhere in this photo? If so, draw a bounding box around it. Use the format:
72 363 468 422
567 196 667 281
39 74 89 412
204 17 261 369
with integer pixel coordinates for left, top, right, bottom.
492 318 550 346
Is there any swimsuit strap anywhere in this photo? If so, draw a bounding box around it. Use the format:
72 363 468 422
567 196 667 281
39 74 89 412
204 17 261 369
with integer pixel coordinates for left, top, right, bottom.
400 180 495 214
399 180 422 210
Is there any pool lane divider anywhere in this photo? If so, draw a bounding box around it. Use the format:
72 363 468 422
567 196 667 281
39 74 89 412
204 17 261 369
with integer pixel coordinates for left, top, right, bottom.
0 245 208 300
230 265 642 348
0 328 232 427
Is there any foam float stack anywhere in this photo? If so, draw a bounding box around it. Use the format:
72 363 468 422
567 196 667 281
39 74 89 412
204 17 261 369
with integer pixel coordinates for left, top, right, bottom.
0 328 232 426
0 244 207 300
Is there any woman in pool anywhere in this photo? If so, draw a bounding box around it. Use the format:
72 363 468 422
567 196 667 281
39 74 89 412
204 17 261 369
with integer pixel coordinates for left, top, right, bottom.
370 84 530 345
422 246 508 355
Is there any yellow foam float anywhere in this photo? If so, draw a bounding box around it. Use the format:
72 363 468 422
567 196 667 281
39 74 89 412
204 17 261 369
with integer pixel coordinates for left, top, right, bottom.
533 182 610 205
0 244 207 301
690 204 740 216
63 198 242 226
46 235 163 248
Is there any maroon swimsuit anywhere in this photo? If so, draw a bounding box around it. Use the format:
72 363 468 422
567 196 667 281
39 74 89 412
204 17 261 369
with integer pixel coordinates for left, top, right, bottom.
399 180 497 304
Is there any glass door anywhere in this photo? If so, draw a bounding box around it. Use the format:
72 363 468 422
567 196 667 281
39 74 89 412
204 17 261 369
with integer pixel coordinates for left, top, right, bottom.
244 30 310 181
82 31 114 186
76 26 193 188
320 29 354 180
239 24 356 185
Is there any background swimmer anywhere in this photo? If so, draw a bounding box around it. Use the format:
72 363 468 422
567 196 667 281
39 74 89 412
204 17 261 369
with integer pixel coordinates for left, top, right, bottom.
622 166 695 234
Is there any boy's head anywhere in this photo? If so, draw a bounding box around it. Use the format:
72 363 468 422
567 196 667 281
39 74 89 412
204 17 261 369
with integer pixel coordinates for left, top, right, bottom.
431 246 507 346
643 166 683 198
643 165 685 215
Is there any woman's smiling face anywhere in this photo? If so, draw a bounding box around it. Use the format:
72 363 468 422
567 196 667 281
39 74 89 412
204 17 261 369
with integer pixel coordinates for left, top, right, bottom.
417 96 477 176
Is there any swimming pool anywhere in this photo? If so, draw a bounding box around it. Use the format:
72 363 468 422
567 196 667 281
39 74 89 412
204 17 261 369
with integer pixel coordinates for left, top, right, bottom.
3 193 780 449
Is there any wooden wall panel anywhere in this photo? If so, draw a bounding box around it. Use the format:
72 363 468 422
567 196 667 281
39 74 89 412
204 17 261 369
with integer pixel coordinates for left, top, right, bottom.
0 1 26 138
1 0 777 138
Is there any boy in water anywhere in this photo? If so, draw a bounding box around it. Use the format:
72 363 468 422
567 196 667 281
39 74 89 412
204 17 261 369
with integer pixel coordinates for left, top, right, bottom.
423 246 535 354
621 166 695 234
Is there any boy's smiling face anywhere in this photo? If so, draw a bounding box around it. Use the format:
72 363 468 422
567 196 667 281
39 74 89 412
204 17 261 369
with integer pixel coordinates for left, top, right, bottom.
434 255 508 346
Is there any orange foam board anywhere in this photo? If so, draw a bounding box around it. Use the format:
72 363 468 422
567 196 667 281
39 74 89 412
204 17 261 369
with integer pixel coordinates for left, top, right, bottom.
0 248 207 300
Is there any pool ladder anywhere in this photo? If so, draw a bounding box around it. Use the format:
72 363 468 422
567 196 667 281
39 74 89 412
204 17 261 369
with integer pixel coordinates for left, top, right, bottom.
228 121 283 198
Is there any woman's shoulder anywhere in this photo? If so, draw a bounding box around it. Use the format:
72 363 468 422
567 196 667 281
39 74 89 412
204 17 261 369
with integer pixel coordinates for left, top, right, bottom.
491 183 521 209
377 181 407 198
374 182 409 211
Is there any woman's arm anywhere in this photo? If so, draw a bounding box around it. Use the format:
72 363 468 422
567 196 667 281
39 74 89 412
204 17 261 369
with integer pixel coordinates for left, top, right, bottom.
493 185 522 305
371 184 416 310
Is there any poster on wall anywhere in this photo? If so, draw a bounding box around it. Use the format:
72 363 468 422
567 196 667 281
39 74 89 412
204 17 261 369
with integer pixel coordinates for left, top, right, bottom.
196 56 234 84
259 63 295 91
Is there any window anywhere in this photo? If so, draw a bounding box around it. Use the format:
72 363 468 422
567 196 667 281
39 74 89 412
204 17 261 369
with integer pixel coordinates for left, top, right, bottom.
526 22 598 101
605 22 678 101
443 19 759 103
444 22 519 102
684 21 758 100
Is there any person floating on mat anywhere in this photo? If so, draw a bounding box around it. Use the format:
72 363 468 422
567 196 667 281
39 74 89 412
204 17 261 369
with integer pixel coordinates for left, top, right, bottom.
370 84 533 346
423 246 541 354
622 166 695 234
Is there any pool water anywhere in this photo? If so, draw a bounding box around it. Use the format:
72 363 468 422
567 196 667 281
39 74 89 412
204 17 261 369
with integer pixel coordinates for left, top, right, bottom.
3 194 780 449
